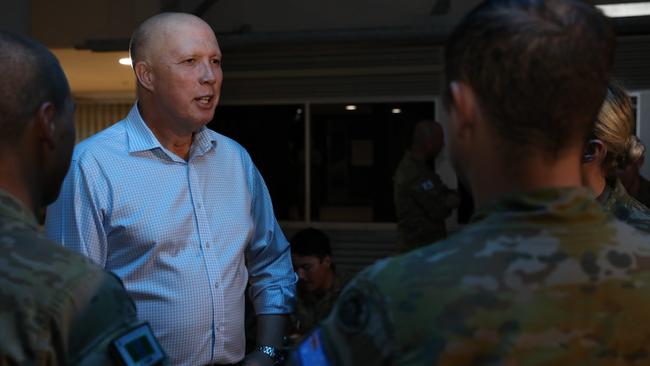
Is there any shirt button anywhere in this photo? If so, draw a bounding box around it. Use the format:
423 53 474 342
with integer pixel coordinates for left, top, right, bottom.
214 283 219 289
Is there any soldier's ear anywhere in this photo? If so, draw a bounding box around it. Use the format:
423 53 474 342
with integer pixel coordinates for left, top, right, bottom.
35 101 57 149
582 139 607 164
449 81 480 139
323 255 332 268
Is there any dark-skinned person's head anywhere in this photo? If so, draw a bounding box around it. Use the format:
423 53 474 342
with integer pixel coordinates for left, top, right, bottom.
0 31 75 220
443 0 615 207
291 228 335 294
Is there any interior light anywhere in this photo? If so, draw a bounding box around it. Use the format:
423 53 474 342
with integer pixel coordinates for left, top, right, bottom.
119 57 132 66
596 2 650 17
345 105 357 111
391 108 402 114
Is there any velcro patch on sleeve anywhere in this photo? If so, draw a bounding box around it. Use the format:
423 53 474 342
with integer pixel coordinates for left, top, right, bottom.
111 323 166 366
295 328 331 366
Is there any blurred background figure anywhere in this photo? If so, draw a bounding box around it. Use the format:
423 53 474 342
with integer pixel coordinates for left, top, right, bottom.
393 119 459 252
618 137 650 208
289 228 348 342
581 80 650 232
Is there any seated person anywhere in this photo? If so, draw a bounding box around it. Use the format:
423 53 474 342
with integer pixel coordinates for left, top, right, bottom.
581 80 650 232
289 228 348 342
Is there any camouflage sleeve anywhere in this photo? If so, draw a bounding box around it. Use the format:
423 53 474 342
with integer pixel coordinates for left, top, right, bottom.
64 270 142 365
289 274 398 366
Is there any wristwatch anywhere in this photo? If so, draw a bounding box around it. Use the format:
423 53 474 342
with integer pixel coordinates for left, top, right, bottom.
257 345 284 365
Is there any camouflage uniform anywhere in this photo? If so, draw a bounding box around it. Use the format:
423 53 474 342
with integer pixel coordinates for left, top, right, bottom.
598 178 650 233
291 188 650 366
393 151 459 251
0 190 141 365
290 273 349 342
633 175 650 209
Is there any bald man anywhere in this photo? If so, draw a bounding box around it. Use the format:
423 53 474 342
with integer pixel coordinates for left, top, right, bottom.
393 120 460 252
46 13 296 366
0 31 163 365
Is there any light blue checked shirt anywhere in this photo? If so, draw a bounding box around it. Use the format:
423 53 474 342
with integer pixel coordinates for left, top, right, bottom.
45 104 297 365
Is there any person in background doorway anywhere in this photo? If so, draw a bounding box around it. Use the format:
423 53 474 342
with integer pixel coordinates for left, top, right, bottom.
45 12 295 366
0 31 154 365
393 119 460 252
289 228 348 343
581 80 650 233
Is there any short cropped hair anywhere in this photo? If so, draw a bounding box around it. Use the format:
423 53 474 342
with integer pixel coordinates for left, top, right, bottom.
290 228 332 260
0 31 70 144
444 0 615 157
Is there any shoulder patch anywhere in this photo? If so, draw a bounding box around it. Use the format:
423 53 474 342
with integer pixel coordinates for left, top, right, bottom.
111 323 166 366
420 179 434 191
336 288 370 334
293 329 331 366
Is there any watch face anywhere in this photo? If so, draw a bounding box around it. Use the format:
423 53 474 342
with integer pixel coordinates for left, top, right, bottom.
258 345 283 364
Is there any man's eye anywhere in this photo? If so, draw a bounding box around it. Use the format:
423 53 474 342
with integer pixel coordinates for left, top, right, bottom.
212 59 222 66
184 58 195 64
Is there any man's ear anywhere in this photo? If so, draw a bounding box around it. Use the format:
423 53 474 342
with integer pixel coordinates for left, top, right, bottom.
322 255 332 268
134 61 155 92
449 81 480 138
36 101 57 149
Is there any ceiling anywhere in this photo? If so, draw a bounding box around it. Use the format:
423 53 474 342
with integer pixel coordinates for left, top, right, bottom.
50 49 136 100
2 0 649 98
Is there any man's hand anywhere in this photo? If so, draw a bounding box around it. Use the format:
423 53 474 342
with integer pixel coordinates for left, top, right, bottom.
244 314 288 366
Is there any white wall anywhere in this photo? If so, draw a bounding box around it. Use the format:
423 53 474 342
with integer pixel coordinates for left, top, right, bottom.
636 90 650 178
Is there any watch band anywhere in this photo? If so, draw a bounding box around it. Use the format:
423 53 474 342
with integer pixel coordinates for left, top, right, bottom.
257 345 284 365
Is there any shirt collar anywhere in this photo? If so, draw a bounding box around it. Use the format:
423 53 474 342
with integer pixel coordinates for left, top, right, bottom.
124 102 218 160
0 190 39 231
124 103 164 153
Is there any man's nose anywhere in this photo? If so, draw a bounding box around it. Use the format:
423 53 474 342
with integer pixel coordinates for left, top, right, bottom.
200 61 217 84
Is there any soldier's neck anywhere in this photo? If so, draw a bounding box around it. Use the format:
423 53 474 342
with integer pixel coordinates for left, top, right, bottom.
470 151 584 210
0 153 39 219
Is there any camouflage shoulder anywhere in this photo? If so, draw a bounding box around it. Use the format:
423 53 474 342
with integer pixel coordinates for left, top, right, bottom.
290 267 398 366
66 270 141 365
611 190 650 233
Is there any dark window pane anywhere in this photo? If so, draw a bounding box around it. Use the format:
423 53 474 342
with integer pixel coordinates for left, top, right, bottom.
310 102 435 222
208 105 305 221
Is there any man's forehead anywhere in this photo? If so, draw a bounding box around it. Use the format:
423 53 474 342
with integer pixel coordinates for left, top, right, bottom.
145 16 220 56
